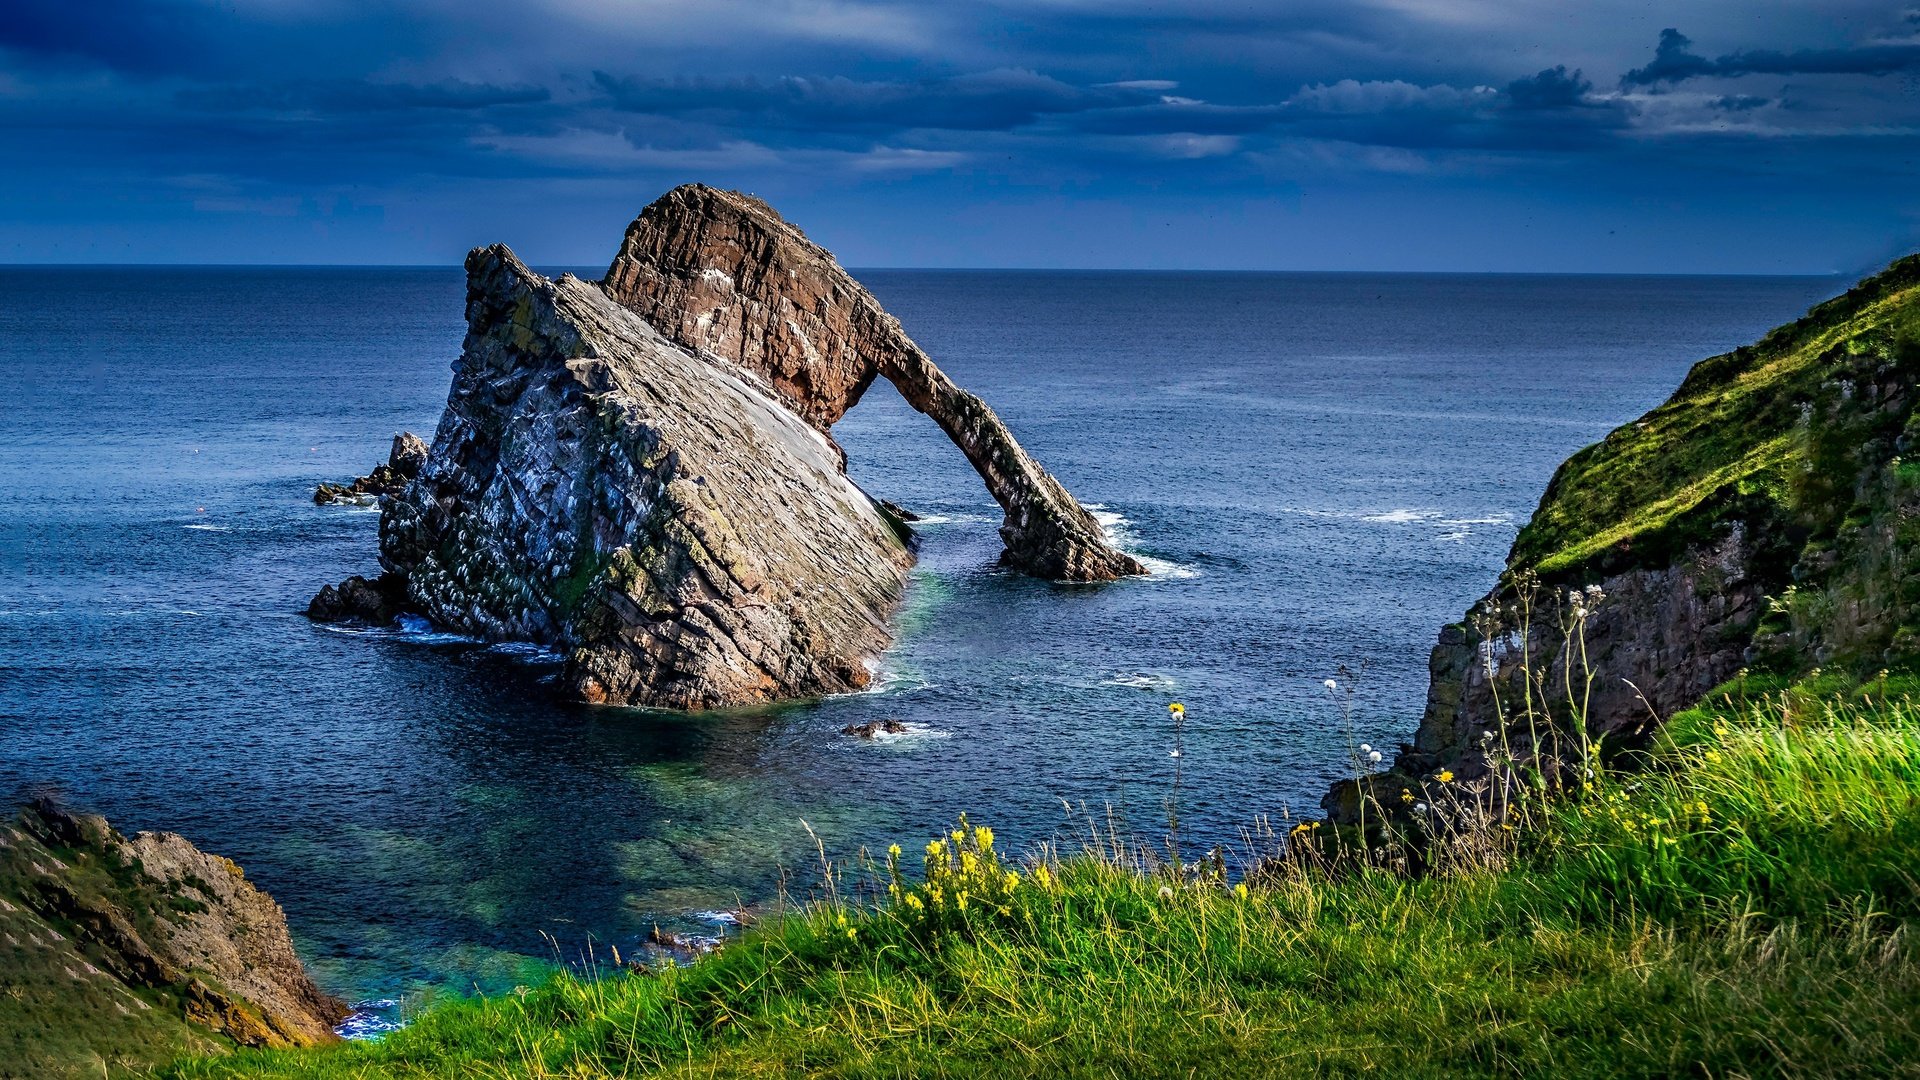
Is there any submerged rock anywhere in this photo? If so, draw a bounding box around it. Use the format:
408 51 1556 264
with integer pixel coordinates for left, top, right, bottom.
314 432 427 505
0 801 347 1076
315 185 1139 709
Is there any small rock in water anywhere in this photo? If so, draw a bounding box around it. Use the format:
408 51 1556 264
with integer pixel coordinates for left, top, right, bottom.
313 431 426 505
841 718 908 738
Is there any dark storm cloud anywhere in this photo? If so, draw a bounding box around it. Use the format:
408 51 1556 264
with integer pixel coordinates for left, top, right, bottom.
1623 26 1920 86
1505 67 1593 111
590 63 1624 153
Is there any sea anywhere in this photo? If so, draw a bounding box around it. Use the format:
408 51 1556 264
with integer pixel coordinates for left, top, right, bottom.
0 266 1839 1025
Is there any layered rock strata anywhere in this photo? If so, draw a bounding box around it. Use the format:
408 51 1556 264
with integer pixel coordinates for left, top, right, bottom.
1 801 346 1077
371 246 916 709
601 185 1144 581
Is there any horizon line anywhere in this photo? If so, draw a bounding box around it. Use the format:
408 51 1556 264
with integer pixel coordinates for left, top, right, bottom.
0 262 1849 278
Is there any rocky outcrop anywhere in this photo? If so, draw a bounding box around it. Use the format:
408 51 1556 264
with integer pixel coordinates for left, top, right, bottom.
365 246 915 709
315 432 428 505
601 185 1144 581
0 801 346 1078
1329 254 1920 820
314 186 1140 709
305 571 407 626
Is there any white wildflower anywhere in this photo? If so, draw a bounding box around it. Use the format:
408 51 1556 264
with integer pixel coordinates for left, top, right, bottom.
1323 679 1338 692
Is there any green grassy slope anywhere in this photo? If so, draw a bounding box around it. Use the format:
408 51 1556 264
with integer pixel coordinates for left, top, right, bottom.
0 810 225 1080
163 680 1920 1079
1511 256 1920 584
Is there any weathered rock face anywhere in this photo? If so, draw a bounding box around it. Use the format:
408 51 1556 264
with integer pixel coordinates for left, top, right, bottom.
1384 531 1767 794
374 245 915 709
602 185 1144 581
0 801 347 1077
1328 254 1920 820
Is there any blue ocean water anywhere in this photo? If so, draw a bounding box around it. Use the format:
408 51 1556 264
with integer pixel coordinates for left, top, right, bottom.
0 266 1837 1008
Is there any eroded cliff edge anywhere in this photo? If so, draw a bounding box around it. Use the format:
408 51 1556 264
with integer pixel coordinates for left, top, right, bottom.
0 801 346 1078
1331 254 1920 818
316 185 1138 710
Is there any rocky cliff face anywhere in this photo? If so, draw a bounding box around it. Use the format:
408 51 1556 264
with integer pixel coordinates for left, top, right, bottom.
1331 255 1920 818
373 245 916 709
0 801 346 1078
602 185 1143 581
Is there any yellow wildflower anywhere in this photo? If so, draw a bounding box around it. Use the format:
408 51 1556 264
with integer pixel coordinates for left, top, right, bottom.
974 826 994 849
1233 882 1249 900
1169 702 1185 716
888 843 903 859
1436 770 1454 784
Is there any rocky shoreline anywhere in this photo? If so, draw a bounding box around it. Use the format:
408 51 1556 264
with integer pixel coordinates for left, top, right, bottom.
1 801 347 1077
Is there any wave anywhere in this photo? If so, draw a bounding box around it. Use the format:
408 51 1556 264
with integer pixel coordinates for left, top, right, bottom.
909 511 996 526
335 999 404 1041
485 640 567 664
852 720 952 745
182 523 230 532
1085 506 1202 581
1101 672 1179 690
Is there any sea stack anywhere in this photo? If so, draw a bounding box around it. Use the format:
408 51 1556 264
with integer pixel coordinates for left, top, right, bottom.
314 185 1141 710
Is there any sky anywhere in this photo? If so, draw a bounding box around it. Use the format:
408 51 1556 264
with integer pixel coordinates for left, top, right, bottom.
2 1 1918 271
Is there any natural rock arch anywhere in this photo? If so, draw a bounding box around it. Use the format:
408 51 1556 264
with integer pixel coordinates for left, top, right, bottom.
601 184 1144 582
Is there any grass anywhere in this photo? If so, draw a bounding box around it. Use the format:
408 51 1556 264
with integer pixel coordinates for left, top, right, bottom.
1508 254 1920 581
159 680 1920 1079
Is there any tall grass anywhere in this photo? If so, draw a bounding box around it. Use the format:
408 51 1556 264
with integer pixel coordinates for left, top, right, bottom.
161 681 1920 1080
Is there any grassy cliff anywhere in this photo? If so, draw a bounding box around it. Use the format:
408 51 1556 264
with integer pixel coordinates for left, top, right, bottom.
1511 255 1920 673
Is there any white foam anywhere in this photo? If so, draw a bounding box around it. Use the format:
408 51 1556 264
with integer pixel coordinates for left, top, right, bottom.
859 720 952 745
183 523 230 532
335 1000 404 1041
1101 672 1179 690
1362 509 1431 524
692 910 743 925
486 641 566 663
909 511 995 525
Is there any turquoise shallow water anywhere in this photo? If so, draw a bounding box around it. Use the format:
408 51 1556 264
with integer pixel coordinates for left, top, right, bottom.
0 266 1838 1015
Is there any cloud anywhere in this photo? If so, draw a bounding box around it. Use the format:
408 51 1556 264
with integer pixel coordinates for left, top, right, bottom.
177 80 552 114
591 69 1164 134
1623 26 1920 86
1505 66 1592 111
